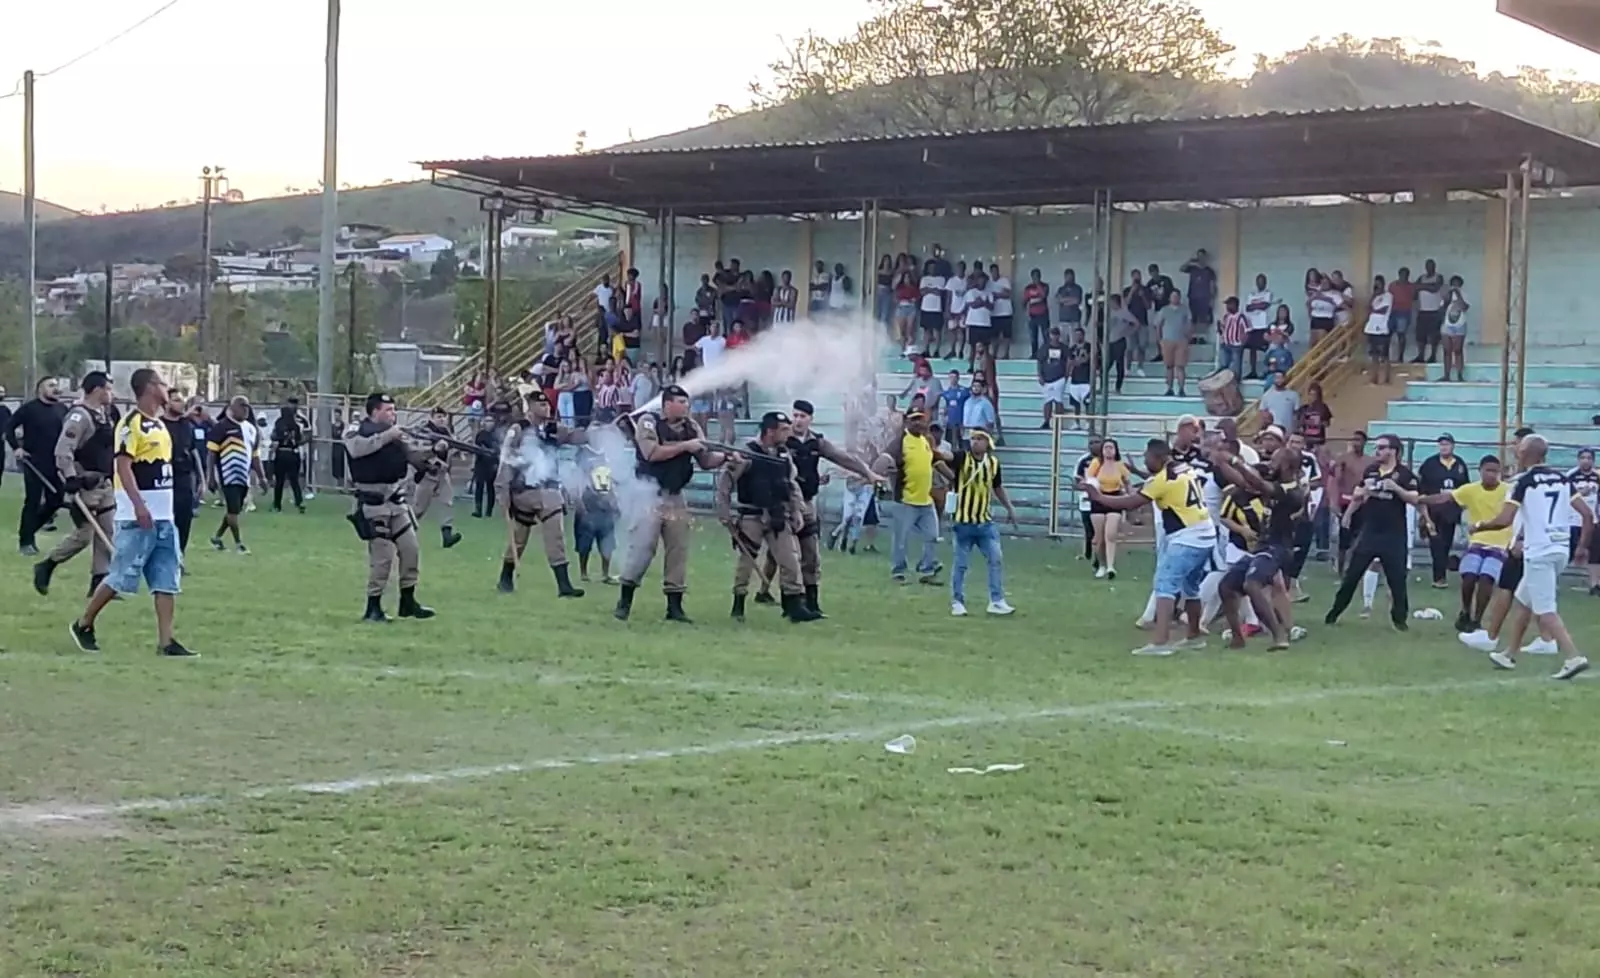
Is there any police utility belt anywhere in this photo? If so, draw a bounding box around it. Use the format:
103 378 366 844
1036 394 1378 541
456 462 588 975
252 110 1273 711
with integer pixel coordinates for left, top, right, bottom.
737 503 789 533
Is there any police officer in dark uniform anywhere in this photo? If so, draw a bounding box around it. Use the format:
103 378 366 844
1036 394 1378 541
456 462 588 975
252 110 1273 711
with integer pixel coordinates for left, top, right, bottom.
615 384 726 623
719 411 819 623
753 398 881 616
342 392 437 622
33 371 117 596
497 387 586 597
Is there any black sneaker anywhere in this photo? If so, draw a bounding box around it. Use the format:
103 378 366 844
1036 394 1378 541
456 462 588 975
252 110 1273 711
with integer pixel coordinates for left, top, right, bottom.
159 640 199 658
19 543 38 557
1392 618 1410 633
209 536 225 551
68 619 99 652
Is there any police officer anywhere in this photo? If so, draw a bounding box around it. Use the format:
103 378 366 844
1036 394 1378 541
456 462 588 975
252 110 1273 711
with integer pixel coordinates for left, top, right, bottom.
32 371 117 596
343 392 436 622
614 384 726 623
497 388 586 597
720 411 819 623
410 407 463 549
754 398 881 617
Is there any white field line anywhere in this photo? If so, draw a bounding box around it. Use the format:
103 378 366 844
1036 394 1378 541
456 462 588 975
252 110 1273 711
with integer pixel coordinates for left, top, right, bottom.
0 651 956 710
0 676 1529 832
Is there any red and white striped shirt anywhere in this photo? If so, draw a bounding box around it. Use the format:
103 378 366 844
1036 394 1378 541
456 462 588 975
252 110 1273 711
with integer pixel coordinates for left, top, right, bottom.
596 383 622 410
1219 312 1248 346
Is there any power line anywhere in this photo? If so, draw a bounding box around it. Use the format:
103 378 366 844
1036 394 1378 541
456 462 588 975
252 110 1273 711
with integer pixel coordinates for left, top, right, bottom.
0 0 184 97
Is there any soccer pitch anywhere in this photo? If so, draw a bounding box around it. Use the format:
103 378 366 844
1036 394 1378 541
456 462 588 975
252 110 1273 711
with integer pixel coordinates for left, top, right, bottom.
2 495 1597 978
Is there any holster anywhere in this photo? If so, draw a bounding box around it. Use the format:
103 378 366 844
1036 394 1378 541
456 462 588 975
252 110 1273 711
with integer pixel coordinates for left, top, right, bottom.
765 507 787 535
346 506 377 541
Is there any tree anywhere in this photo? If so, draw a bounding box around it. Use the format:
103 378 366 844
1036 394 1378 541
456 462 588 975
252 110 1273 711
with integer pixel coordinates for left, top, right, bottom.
428 248 461 294
749 0 1234 137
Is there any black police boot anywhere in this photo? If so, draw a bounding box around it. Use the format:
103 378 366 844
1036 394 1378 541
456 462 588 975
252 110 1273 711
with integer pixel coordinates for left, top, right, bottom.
442 525 462 549
32 558 57 596
804 584 826 618
753 590 776 606
731 594 747 621
498 560 516 593
665 591 693 623
553 564 585 598
614 583 636 620
782 592 821 623
397 586 435 619
363 595 388 623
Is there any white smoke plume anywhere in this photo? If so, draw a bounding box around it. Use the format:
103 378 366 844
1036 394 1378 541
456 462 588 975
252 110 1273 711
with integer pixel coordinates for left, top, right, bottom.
572 421 660 556
638 313 889 433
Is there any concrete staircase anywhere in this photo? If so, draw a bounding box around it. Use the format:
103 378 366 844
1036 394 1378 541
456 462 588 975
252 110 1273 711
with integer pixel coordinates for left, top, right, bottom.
1366 360 1600 467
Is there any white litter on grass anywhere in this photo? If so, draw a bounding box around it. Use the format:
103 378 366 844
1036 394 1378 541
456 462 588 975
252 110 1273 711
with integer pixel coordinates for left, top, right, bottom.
1326 740 1348 747
884 735 917 754
1412 608 1444 620
947 763 1025 775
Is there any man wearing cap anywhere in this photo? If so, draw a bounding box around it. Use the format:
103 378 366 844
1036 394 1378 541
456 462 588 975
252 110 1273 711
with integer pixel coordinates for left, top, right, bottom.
343 392 437 622
719 411 818 623
947 427 1018 616
205 396 265 554
751 399 882 617
615 384 727 622
1417 432 1470 588
496 387 586 598
33 371 118 597
410 407 464 550
880 407 952 584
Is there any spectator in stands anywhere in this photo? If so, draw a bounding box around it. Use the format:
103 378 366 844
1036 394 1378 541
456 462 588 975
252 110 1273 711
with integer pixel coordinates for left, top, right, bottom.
1123 269 1152 361
828 262 854 317
774 270 798 325
694 274 716 320
623 267 644 334
809 260 832 316
1243 274 1275 379
939 370 970 448
901 358 941 408
1328 270 1356 331
714 258 742 328
945 261 970 364
1413 258 1446 364
913 261 941 356
735 270 759 330
1153 289 1193 397
987 262 1015 360
1441 275 1470 382
464 372 487 417
754 270 776 331
963 377 996 443
1146 263 1176 309
1217 296 1248 376
593 367 621 424
963 268 994 372
1365 273 1394 386
1066 326 1094 427
1259 371 1300 431
875 254 896 325
1294 382 1332 449
1263 328 1295 380
1037 326 1069 429
1180 249 1217 342
1056 268 1084 338
1388 267 1416 363
554 360 578 426
1106 293 1139 393
1307 272 1338 347
1024 269 1051 359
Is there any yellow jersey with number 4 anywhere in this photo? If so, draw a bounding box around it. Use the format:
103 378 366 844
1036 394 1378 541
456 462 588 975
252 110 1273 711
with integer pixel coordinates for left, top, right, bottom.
1140 463 1217 549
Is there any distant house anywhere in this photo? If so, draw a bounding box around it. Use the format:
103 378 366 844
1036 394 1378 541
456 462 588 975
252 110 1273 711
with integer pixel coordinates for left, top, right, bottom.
570 226 618 250
502 226 558 248
377 233 454 263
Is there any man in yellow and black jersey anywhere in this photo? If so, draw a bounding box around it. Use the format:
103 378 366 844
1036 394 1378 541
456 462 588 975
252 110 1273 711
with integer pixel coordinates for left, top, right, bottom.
1209 446 1305 650
1087 438 1215 656
68 368 196 658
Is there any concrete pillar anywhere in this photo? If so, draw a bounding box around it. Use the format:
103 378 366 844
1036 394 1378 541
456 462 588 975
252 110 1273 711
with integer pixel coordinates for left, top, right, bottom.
1217 209 1241 300
796 220 814 309
997 212 1018 282
1481 196 1509 347
618 223 636 270
1109 211 1127 294
1350 202 1374 305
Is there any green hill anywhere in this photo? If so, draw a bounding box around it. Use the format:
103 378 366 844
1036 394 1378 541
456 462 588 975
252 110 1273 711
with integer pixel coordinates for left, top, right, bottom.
0 190 81 224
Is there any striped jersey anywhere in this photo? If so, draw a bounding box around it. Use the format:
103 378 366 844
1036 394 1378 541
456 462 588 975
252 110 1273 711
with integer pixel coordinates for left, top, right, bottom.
207 416 259 486
951 450 1003 524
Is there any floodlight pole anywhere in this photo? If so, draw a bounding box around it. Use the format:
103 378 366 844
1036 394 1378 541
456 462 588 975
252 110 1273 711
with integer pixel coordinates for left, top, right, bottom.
22 69 36 392
315 0 340 486
866 200 881 316
665 210 678 363
480 194 507 373
1512 159 1533 433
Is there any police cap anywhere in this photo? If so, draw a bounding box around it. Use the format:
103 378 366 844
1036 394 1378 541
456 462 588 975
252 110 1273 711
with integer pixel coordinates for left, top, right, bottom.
662 384 690 401
760 411 791 432
365 392 395 414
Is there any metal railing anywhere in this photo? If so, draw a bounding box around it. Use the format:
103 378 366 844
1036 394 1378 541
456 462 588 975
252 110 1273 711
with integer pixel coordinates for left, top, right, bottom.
408 251 624 412
1234 316 1364 439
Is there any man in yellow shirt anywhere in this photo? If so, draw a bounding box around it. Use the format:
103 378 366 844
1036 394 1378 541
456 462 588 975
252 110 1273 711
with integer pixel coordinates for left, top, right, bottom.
1418 454 1509 634
883 410 952 583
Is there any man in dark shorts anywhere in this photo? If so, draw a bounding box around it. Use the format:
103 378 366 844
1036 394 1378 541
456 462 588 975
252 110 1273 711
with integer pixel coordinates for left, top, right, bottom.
205 396 265 554
1567 447 1600 595
1330 431 1368 575
1210 445 1304 648
1326 433 1420 631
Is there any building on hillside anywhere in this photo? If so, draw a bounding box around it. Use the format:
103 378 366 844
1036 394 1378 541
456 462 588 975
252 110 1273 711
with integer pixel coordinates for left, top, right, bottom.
570 227 618 250
376 233 454 263
502 226 558 248
215 272 317 293
374 342 463 391
83 359 220 401
337 222 389 246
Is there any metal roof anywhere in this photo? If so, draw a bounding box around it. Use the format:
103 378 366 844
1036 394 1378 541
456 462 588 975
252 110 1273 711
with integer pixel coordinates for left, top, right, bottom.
1498 0 1600 55
421 103 1600 218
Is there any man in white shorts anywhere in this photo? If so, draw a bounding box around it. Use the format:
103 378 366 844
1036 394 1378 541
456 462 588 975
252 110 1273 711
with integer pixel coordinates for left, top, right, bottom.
1473 434 1592 679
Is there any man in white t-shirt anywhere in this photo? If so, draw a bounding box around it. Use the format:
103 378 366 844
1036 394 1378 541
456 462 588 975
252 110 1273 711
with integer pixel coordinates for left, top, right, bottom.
917 261 946 358
987 262 1014 360
946 264 969 365
1414 258 1446 365
1243 274 1275 380
694 323 728 370
594 274 617 356
963 271 994 372
1363 274 1393 385
1328 271 1355 328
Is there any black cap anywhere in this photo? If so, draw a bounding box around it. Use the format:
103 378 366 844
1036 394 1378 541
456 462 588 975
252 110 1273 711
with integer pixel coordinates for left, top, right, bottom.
81 371 110 394
365 392 395 414
760 411 791 432
1437 432 1455 444
524 388 549 404
488 400 511 414
662 384 689 400
1514 426 1536 439
792 399 815 416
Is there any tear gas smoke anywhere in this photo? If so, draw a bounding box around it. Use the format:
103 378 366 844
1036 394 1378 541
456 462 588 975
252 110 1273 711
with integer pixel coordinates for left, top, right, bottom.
507 418 660 557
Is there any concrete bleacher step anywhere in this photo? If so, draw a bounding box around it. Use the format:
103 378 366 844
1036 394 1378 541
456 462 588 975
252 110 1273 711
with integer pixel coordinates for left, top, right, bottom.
1402 381 1599 406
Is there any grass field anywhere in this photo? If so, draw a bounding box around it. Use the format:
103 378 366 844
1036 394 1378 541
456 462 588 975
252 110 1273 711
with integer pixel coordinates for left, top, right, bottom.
2 489 1598 978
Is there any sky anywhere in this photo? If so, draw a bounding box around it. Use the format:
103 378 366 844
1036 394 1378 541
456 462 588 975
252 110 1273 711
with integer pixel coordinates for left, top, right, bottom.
3 0 1600 213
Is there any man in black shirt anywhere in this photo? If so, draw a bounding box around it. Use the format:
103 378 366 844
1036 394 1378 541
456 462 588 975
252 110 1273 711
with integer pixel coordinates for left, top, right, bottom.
7 377 70 555
1065 326 1094 424
1325 433 1420 630
1417 433 1470 587
1035 326 1069 429
161 395 201 554
1074 435 1104 564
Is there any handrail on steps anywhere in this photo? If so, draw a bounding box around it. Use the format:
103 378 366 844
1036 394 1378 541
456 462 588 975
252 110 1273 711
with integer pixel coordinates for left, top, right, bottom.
1234 304 1366 438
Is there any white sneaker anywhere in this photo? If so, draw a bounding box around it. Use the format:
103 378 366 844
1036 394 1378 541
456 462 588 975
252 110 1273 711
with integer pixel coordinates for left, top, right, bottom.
1359 605 1372 619
986 600 1014 616
1489 651 1517 670
1522 637 1560 655
1459 629 1496 652
1094 567 1108 579
1134 617 1153 630
951 601 968 617
1131 643 1176 657
1289 625 1308 642
1179 637 1208 651
1553 656 1590 681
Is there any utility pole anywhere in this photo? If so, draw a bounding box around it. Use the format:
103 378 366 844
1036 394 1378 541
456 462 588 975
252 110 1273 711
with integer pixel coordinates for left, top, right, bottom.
22 70 37 392
315 0 341 486
197 165 226 365
346 263 358 394
103 261 114 371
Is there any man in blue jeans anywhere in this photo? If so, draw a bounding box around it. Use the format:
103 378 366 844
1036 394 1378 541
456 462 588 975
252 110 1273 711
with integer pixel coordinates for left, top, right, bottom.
1085 438 1217 656
883 409 951 583
947 428 1018 616
69 367 196 657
